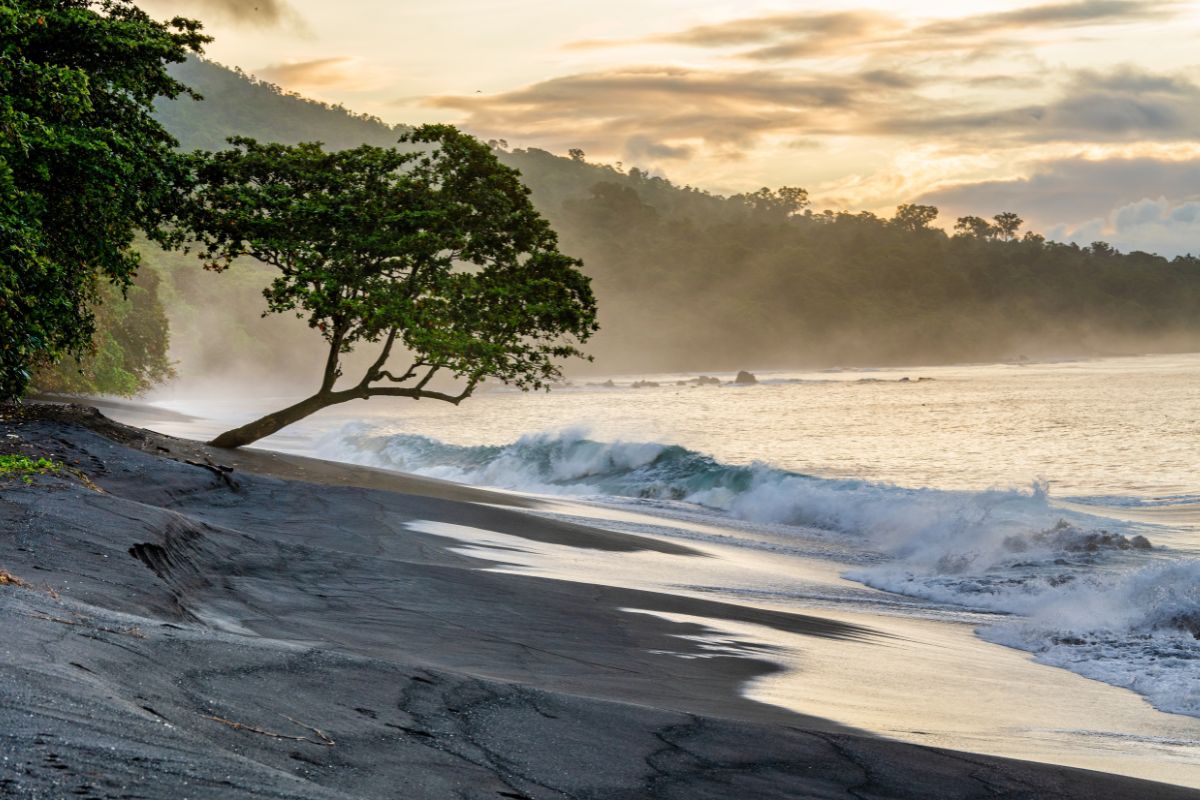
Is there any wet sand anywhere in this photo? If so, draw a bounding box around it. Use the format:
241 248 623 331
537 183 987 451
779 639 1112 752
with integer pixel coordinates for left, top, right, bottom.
1 402 1196 799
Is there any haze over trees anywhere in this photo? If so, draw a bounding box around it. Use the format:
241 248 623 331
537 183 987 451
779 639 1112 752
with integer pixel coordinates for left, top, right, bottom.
178 126 597 448
546 173 1200 370
132 58 1200 383
31 270 174 396
13 50 1200 399
0 0 205 399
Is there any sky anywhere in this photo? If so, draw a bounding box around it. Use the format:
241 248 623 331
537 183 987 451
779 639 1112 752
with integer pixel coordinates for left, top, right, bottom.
143 0 1200 255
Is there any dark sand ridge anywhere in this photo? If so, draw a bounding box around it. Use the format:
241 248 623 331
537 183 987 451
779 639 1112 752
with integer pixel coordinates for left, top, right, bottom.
1 403 1195 799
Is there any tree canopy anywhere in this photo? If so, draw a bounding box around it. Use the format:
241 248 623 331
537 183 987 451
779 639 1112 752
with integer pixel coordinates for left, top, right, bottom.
179 124 597 448
891 203 940 232
31 267 174 396
0 0 206 399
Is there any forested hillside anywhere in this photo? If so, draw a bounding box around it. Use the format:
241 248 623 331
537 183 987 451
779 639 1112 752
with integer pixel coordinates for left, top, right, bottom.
111 59 1200 386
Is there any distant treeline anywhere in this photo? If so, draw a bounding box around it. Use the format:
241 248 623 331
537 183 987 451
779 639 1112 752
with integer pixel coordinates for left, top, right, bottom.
52 57 1198 393
511 155 1200 369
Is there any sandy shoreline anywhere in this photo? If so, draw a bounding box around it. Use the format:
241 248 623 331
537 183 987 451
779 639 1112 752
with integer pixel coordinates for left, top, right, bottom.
1 402 1196 799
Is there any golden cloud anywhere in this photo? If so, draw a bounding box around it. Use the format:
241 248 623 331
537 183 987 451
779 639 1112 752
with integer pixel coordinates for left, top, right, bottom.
426 66 920 159
565 0 1182 62
258 57 360 89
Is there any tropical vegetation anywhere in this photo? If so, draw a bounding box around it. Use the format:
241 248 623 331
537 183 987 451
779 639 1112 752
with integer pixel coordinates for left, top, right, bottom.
176 126 596 447
0 0 205 399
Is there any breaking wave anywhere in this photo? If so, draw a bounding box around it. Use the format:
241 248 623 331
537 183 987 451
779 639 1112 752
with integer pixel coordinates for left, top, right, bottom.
984 561 1200 717
321 424 1200 717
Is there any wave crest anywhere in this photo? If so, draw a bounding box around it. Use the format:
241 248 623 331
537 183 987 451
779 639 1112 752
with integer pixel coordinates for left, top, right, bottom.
322 425 1133 565
320 423 1200 717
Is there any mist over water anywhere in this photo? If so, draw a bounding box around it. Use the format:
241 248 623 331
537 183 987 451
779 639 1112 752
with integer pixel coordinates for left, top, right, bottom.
300 353 1200 497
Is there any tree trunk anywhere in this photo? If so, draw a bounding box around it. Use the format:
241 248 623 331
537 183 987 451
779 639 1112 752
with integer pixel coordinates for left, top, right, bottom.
208 393 338 449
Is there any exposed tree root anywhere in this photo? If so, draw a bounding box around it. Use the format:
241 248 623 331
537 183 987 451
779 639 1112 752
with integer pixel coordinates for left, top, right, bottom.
202 713 335 747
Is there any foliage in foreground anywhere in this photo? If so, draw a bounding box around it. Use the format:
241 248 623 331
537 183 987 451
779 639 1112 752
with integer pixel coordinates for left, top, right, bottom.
0 454 64 484
178 125 598 448
0 0 205 400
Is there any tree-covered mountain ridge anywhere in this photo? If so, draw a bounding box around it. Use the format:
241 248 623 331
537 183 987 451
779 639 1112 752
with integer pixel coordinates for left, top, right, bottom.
153 57 1200 376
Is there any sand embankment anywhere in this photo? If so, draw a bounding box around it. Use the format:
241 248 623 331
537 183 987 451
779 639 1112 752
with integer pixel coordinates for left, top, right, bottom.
1 402 1195 799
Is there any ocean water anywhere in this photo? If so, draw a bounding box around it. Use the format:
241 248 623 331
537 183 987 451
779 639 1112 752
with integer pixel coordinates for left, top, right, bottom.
145 352 1200 780
301 354 1200 717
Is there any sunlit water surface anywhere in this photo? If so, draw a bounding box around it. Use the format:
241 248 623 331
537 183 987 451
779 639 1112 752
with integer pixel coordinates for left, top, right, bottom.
140 352 1200 786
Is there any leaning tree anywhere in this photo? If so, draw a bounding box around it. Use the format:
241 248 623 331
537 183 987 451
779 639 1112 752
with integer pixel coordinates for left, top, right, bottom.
181 125 598 448
0 0 207 399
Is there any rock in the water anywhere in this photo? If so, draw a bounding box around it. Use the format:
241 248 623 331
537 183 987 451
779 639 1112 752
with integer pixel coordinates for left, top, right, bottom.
694 375 721 386
1033 520 1153 553
1169 613 1200 639
734 370 758 385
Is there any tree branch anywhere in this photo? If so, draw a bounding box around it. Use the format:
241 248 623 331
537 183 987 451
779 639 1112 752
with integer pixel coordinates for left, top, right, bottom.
361 328 399 385
363 375 481 406
247 248 291 274
458 374 482 402
415 365 439 390
319 325 347 393
375 366 420 384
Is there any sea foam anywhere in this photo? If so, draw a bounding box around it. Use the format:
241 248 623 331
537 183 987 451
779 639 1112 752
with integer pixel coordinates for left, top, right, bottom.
321 423 1200 717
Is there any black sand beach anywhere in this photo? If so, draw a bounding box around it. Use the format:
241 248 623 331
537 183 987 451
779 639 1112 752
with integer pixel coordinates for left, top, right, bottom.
1 403 1195 799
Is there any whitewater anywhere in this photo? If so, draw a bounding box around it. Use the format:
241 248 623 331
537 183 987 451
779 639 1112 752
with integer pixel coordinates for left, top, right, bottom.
143 351 1200 782
301 353 1200 717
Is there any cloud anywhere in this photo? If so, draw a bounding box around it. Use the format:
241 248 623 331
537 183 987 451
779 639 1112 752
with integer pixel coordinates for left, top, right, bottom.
520 7 1196 170
429 60 1200 166
566 11 894 56
412 0 1195 244
919 0 1179 36
566 1 1181 61
651 11 900 61
624 135 693 161
654 11 888 48
878 67 1200 143
1047 197 1200 257
257 57 359 89
425 66 915 158
919 157 1200 229
859 70 921 89
964 74 1043 88
141 0 300 28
